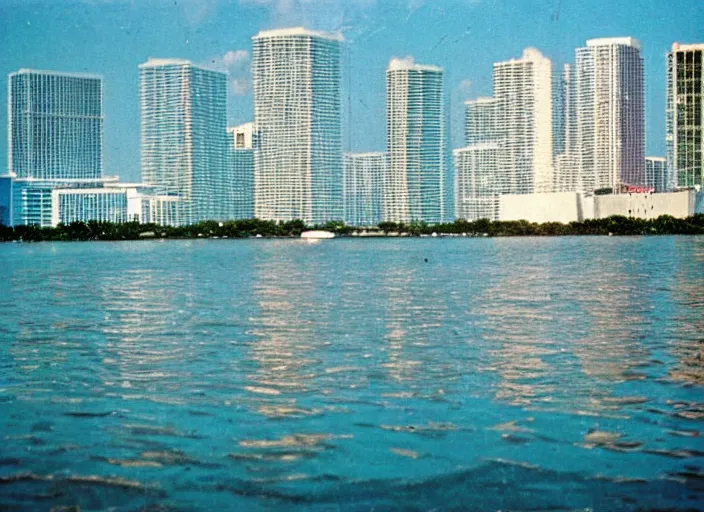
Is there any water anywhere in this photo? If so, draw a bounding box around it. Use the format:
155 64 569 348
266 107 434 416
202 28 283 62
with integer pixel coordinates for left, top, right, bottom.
0 237 702 511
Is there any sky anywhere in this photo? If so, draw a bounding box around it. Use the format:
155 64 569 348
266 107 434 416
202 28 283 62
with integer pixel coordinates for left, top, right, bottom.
0 0 702 182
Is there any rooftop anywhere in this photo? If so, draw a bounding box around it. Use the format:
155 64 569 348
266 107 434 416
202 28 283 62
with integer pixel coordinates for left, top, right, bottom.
139 58 226 74
494 47 548 66
586 37 641 50
253 27 343 42
387 57 442 73
11 68 103 80
671 42 704 52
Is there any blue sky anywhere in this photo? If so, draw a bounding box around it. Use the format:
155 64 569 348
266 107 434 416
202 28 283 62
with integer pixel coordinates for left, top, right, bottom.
0 0 702 182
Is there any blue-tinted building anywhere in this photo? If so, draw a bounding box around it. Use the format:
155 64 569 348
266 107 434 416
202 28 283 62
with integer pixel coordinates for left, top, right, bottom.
227 124 255 220
9 69 103 181
386 58 446 224
0 176 13 226
8 69 107 226
140 59 229 225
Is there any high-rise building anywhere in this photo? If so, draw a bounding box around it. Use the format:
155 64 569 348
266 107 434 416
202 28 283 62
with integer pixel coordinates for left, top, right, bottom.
666 43 703 190
465 97 498 146
454 143 502 221
386 57 445 224
9 69 104 180
645 156 668 193
7 69 109 226
343 152 385 226
575 37 645 191
553 63 579 192
493 48 554 195
252 27 343 224
139 58 229 225
227 123 255 220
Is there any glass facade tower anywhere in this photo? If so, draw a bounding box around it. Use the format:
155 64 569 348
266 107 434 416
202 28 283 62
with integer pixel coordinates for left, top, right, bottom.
666 43 703 190
9 69 103 180
386 58 445 224
139 59 229 225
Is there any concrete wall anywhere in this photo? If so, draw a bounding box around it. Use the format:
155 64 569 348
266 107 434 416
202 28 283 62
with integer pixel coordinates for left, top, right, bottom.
499 192 582 223
593 190 695 219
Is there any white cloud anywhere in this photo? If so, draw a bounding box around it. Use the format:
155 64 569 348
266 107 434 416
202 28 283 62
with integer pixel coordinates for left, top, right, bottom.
209 49 252 96
459 79 473 90
238 0 376 30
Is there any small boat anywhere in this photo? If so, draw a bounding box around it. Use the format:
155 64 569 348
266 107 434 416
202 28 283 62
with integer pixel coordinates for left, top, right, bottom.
300 230 335 239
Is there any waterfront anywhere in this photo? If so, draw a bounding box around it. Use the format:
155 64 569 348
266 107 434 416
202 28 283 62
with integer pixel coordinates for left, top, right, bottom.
0 237 702 511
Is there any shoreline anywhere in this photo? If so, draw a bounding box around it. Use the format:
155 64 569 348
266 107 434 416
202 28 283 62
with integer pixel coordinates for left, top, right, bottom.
1 214 704 242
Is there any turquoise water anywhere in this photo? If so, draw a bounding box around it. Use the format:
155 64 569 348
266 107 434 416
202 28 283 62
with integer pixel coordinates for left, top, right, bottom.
0 237 702 511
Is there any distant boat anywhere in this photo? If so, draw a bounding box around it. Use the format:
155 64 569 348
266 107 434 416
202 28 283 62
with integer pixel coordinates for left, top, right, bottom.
301 230 335 239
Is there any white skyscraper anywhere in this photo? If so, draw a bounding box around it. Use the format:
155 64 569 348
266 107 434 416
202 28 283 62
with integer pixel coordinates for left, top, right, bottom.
493 48 554 195
454 143 502 221
343 152 386 226
139 58 229 225
252 27 343 224
465 97 498 145
386 57 445 224
575 37 645 192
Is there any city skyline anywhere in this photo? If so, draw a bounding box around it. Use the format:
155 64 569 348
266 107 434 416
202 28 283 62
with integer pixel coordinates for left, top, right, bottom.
1 0 702 182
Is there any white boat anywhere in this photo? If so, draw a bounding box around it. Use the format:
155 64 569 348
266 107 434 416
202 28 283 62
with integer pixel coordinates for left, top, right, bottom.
300 230 335 239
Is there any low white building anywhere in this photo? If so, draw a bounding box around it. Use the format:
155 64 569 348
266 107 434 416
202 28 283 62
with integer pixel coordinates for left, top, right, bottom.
50 183 182 227
499 192 586 223
496 190 697 223
593 190 696 219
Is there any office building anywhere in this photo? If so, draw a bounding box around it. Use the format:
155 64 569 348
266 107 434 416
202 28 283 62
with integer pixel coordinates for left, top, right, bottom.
252 27 343 224
386 57 445 224
575 37 645 191
493 48 554 195
666 43 703 190
343 152 385 226
227 124 255 220
9 69 103 181
139 58 229 225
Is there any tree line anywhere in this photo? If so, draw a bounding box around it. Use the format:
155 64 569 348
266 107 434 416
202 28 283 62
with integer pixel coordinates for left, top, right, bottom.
0 214 703 242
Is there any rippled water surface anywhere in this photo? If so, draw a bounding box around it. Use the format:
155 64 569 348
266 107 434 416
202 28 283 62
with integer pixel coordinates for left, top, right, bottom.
0 237 703 511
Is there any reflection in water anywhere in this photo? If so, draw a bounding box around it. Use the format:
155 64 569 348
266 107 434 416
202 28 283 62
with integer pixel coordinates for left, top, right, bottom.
0 238 702 511
669 241 704 386
245 242 323 419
